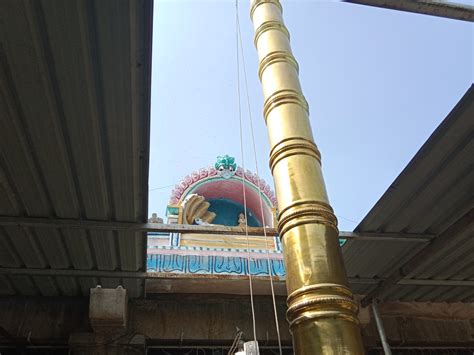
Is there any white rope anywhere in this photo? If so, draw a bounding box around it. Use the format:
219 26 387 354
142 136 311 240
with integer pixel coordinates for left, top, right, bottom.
236 0 257 344
236 3 283 354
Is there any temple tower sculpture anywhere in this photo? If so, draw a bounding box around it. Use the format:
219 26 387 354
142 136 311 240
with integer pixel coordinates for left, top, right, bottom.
147 156 286 284
250 0 364 353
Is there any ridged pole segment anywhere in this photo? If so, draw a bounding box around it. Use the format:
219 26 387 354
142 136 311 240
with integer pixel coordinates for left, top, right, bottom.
249 1 364 353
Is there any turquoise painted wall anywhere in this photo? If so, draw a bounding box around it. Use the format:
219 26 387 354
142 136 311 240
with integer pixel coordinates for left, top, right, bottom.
206 198 262 227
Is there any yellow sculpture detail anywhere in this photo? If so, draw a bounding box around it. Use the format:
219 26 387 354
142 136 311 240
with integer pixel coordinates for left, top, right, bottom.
181 194 216 225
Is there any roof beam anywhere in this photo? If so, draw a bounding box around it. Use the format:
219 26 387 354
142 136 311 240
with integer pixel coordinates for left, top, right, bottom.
0 215 433 241
2 267 472 287
361 209 474 306
340 231 433 242
343 0 474 22
0 268 278 281
397 279 474 287
0 215 273 236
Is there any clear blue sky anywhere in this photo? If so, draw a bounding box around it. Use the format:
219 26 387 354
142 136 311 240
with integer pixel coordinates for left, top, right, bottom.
148 0 473 231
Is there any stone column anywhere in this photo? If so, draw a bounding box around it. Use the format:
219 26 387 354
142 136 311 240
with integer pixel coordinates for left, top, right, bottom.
249 1 364 353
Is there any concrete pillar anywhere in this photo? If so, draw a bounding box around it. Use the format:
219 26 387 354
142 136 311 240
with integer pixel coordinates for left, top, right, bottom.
69 286 145 355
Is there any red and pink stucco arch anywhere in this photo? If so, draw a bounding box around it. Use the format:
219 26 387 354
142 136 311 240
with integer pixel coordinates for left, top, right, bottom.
169 166 277 227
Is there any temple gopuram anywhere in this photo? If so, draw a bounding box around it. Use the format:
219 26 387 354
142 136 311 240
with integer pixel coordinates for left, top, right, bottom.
147 155 286 282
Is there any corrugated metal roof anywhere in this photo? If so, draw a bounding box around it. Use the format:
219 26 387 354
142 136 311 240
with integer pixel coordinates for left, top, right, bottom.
0 0 152 297
343 239 427 279
345 85 474 303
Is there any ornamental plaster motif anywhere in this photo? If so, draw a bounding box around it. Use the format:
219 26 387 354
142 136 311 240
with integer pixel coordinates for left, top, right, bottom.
169 160 277 206
147 254 286 277
215 155 237 179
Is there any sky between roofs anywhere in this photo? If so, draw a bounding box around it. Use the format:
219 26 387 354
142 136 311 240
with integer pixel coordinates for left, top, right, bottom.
148 0 473 231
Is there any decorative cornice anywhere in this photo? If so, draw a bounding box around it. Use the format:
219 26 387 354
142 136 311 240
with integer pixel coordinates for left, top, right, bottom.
147 253 286 278
169 166 277 207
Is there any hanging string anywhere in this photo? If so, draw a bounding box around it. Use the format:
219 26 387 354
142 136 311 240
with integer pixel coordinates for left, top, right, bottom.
148 184 175 192
235 0 257 344
235 2 283 354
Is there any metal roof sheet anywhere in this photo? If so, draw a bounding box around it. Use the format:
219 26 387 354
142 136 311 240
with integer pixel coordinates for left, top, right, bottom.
345 85 474 303
0 0 152 297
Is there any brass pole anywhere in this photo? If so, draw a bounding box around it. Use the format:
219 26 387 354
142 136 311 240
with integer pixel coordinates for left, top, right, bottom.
249 1 364 353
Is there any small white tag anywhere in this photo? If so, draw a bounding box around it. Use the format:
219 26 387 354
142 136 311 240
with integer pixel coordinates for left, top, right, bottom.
243 340 260 355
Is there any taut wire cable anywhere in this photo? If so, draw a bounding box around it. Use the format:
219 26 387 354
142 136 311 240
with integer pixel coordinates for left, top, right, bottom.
236 1 283 354
235 0 257 344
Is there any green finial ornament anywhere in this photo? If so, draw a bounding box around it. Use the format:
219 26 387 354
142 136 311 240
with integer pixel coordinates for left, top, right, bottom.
215 155 237 179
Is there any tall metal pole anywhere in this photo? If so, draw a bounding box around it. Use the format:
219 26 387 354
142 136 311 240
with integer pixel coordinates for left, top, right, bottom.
249 1 364 353
371 300 392 355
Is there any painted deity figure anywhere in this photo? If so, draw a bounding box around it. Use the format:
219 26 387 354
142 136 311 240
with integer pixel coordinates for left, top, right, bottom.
238 213 246 227
148 212 163 223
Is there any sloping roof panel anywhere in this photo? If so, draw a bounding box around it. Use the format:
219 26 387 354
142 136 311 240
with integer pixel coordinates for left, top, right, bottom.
0 0 152 297
343 239 426 278
345 85 474 302
356 85 473 234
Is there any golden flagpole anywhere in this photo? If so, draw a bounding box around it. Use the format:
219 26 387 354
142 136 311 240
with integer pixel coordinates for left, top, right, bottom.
249 1 364 353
